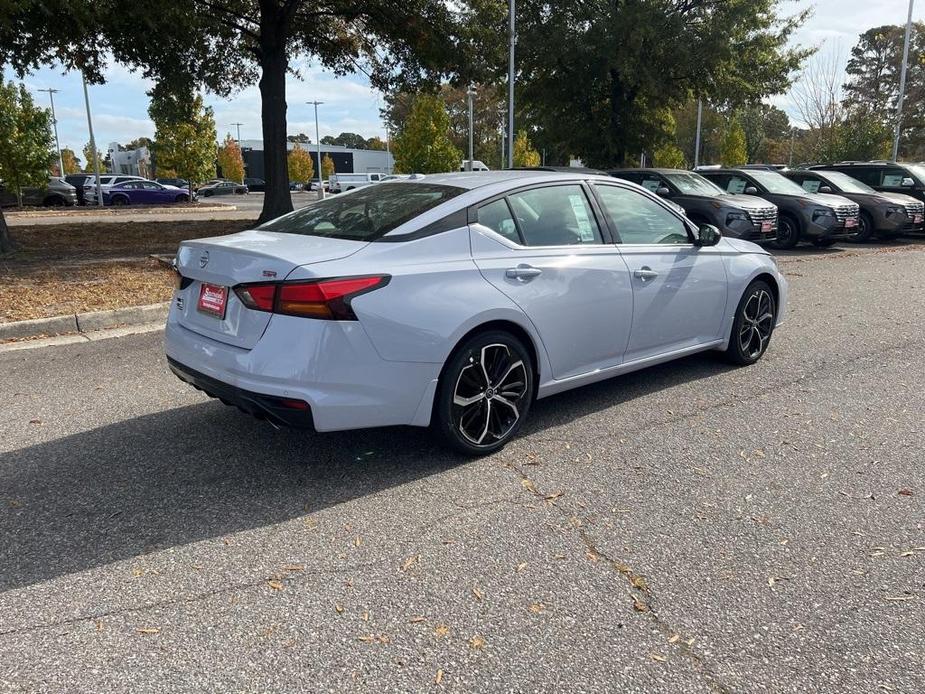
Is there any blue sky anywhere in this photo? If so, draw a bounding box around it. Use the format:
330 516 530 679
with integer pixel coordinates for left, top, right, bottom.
3 0 922 156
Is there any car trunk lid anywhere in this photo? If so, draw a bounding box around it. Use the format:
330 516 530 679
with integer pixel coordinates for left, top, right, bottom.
174 230 368 349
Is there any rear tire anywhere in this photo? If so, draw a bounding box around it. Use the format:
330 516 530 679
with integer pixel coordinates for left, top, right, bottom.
812 238 837 247
851 211 875 243
435 330 534 456
111 195 128 206
724 280 777 366
176 194 189 203
43 195 65 207
774 215 801 249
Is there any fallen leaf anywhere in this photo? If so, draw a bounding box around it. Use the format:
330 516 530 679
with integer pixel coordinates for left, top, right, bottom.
435 624 449 638
668 634 680 644
469 635 486 650
354 536 362 548
401 555 420 572
267 579 284 591
632 595 649 612
335 603 344 614
435 669 444 685
631 575 648 591
650 653 667 662
528 602 546 614
521 479 537 493
516 562 528 573
283 564 305 572
95 620 104 632
136 627 159 635
362 610 370 622
28 419 42 425
544 490 563 501
472 586 484 601
898 489 914 497
409 616 426 623
131 566 145 578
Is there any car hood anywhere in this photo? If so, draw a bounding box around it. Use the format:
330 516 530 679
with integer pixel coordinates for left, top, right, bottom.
719 194 777 211
722 237 769 254
804 192 855 208
877 191 921 206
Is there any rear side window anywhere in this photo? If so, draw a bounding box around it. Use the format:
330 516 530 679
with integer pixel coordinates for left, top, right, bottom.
840 167 880 186
259 182 464 240
507 185 603 246
477 199 520 243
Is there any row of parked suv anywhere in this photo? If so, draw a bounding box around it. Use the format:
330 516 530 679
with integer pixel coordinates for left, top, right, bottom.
607 161 925 248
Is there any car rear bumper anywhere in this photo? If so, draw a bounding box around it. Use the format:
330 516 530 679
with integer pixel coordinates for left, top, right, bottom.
164 303 441 432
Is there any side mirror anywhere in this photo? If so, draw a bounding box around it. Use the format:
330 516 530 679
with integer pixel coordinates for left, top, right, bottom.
819 185 833 194
694 224 722 247
744 186 758 195
902 177 915 187
656 186 671 197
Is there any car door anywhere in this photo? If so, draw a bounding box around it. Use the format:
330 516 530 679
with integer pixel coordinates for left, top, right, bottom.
469 182 634 380
591 183 727 363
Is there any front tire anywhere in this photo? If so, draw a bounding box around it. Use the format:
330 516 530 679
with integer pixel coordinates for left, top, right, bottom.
852 211 875 243
725 280 777 366
435 331 534 455
812 237 837 247
774 215 801 249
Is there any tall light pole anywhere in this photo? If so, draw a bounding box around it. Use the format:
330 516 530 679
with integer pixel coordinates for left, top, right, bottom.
892 0 916 162
466 84 476 171
307 101 325 199
693 98 703 169
82 74 103 207
231 122 243 142
789 128 797 168
39 88 64 177
507 0 516 169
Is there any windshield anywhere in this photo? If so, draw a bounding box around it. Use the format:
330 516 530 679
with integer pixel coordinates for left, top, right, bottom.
259 182 464 240
747 170 808 195
902 164 925 183
817 171 876 194
662 172 726 197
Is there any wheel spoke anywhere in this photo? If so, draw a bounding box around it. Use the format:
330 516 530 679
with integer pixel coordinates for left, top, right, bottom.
454 392 486 407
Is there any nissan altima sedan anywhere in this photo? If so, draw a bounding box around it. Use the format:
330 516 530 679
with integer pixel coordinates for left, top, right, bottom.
166 171 787 455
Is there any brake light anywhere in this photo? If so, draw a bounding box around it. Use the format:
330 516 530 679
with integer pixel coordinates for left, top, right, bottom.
233 275 389 320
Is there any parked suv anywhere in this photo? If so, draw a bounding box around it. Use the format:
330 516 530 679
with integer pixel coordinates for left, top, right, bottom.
609 168 778 241
64 174 90 205
811 161 925 205
700 168 859 248
785 169 924 241
84 174 147 204
0 176 77 207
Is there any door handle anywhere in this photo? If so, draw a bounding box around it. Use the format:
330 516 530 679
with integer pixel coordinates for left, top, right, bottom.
506 264 543 281
634 267 659 281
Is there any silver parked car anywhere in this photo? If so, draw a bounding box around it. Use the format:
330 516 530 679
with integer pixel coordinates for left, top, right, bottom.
166 171 787 454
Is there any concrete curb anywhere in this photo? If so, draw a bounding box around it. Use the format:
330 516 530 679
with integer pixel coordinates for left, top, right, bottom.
6 205 233 218
0 302 169 342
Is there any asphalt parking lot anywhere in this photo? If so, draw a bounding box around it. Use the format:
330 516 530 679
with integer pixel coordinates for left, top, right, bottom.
1 240 924 693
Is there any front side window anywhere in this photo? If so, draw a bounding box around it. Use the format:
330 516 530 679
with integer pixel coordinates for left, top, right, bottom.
792 175 822 194
260 182 464 240
507 185 603 246
594 184 690 245
723 175 753 195
745 170 807 195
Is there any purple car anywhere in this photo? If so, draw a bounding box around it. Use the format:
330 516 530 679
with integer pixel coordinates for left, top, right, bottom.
103 180 192 206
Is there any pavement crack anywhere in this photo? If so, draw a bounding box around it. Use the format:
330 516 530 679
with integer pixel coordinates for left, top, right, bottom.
505 460 736 694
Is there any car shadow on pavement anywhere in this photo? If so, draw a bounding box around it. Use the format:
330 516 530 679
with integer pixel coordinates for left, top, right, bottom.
772 234 925 258
0 352 733 593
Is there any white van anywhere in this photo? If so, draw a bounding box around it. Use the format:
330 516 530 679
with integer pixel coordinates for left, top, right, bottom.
460 160 490 172
329 173 386 193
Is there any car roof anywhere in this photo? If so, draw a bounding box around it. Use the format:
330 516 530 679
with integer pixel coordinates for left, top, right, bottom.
404 170 610 190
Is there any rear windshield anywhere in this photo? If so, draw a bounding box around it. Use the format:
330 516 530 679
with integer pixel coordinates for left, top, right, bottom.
259 182 464 240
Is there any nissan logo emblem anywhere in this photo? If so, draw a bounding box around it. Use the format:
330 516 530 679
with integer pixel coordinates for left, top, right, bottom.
199 251 209 268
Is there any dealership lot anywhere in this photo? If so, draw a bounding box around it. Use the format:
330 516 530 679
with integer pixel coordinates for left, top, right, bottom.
1 241 924 692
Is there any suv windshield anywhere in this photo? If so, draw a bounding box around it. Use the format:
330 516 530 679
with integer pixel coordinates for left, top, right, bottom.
747 170 808 195
662 172 726 197
902 163 925 183
259 182 464 240
818 171 876 194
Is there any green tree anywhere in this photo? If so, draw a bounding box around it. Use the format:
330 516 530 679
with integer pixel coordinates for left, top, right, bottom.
90 0 463 222
652 143 686 169
60 148 81 174
366 136 388 151
0 81 53 251
150 91 217 192
287 146 314 183
392 94 462 174
512 130 540 167
321 154 335 180
82 141 105 173
503 0 811 167
720 118 748 166
216 133 245 182
740 103 791 162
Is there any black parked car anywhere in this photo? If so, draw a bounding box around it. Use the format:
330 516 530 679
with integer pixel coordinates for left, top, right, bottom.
244 177 265 192
700 168 860 248
810 161 925 204
197 180 248 197
609 168 778 242
156 177 190 189
785 169 924 241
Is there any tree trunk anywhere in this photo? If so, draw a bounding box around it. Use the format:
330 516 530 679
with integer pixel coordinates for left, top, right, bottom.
257 40 294 224
0 207 15 254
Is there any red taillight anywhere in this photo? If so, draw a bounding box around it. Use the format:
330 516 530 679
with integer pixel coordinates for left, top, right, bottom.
233 275 389 320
